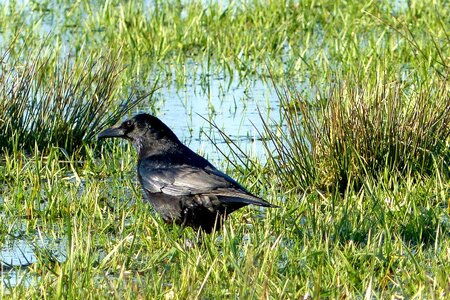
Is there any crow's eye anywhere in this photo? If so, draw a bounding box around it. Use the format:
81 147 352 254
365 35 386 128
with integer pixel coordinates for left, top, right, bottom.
124 120 133 128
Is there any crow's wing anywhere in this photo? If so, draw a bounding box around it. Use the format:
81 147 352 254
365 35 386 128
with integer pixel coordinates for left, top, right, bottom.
138 163 272 207
139 164 232 194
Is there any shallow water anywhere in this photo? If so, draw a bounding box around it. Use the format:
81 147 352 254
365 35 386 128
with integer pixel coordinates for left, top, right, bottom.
150 65 281 165
0 226 66 288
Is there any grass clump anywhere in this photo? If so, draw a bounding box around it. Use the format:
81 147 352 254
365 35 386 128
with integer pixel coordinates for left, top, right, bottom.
263 76 450 193
0 42 154 154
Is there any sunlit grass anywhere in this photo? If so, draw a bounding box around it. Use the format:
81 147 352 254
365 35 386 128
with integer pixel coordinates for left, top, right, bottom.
0 0 449 298
261 75 450 193
0 41 155 154
0 143 449 298
1 0 449 83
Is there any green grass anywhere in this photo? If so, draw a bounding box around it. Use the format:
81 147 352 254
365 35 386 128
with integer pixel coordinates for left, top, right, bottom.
0 144 449 298
260 75 450 194
1 0 449 82
1 0 450 298
0 41 155 154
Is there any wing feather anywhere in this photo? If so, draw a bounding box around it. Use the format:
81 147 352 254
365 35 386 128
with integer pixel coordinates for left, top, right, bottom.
138 160 274 207
139 164 236 195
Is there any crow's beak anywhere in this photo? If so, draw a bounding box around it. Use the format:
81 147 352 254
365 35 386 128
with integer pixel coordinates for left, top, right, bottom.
97 126 126 139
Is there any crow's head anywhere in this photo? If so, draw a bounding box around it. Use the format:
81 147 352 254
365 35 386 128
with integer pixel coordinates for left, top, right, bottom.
98 113 180 156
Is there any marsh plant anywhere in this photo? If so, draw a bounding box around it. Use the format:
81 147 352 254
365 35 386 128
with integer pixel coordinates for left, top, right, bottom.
262 76 450 193
0 43 154 154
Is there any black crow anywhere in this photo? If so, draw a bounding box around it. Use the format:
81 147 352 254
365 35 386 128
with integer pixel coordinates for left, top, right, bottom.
98 113 276 233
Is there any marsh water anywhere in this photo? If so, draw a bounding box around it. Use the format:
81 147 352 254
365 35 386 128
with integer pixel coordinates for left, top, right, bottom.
153 66 281 164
